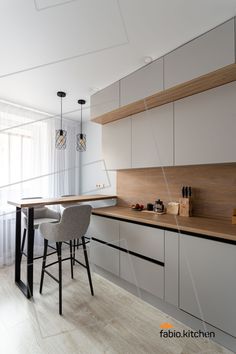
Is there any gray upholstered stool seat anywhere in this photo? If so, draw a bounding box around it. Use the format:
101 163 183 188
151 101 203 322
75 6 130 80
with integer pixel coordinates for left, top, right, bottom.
39 205 94 315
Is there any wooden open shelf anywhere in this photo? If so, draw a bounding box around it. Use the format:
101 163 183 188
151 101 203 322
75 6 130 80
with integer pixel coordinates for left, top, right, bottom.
91 63 236 125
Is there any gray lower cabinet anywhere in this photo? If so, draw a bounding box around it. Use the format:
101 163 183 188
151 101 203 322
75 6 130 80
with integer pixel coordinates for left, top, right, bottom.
88 215 119 276
164 231 179 307
180 234 236 337
119 221 164 299
120 252 164 299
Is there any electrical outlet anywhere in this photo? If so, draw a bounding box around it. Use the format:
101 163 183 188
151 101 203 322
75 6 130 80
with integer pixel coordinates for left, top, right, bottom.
96 183 105 188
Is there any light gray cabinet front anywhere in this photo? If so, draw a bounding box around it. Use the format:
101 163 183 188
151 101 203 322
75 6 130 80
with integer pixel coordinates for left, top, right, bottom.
164 231 179 307
102 117 131 170
132 103 173 168
120 58 163 106
180 234 236 337
90 81 119 119
174 81 236 165
164 19 235 89
88 216 119 276
120 253 164 299
119 221 164 299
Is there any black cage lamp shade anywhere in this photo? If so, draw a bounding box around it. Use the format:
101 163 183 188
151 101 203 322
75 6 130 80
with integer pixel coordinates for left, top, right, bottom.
76 99 86 152
55 91 67 150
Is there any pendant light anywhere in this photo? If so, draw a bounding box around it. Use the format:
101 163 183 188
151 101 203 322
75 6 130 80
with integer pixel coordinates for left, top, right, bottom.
55 91 67 150
76 99 86 152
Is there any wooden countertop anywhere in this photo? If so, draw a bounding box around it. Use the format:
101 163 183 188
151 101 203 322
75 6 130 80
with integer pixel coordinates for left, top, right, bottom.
8 194 117 208
92 206 236 242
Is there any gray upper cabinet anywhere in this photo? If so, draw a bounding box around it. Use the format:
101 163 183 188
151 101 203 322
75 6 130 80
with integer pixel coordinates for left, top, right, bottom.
102 117 131 170
132 103 173 168
174 81 236 165
164 19 235 89
90 81 119 119
120 58 163 106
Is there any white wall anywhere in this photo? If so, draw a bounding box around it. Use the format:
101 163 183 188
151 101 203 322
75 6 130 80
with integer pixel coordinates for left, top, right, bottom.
80 120 116 207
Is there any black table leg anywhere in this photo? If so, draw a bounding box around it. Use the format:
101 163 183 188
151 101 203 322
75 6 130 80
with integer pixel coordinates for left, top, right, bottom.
27 208 34 298
15 207 21 283
15 207 35 299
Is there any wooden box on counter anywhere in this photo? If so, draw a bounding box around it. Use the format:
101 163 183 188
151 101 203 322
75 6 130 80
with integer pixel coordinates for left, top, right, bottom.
179 198 192 217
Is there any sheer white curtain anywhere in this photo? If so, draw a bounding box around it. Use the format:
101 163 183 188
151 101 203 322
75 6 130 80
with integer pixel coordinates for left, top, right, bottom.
0 101 80 265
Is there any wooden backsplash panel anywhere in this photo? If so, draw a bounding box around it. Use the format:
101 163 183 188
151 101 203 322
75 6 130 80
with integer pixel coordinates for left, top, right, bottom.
117 163 236 220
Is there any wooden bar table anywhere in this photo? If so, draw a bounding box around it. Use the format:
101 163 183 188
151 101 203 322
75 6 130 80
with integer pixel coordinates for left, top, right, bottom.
8 194 117 299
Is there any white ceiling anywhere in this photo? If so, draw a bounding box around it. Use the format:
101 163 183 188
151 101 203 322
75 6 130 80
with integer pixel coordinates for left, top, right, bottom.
0 0 235 120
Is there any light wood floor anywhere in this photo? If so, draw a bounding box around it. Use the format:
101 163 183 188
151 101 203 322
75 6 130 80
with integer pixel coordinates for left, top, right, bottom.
0 250 234 354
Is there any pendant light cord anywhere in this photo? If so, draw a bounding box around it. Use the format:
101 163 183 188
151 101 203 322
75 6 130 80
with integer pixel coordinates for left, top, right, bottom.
60 96 62 130
80 104 82 133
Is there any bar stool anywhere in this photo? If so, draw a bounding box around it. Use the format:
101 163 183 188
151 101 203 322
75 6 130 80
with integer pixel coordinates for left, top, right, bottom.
39 205 94 315
60 194 89 260
21 197 60 260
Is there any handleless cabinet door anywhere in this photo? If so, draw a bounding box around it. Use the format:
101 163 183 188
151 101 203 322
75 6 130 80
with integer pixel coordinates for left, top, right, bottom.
119 221 164 299
164 231 179 307
132 103 173 168
120 58 163 106
90 82 119 119
102 117 131 170
174 81 236 165
180 234 236 337
164 19 235 89
87 215 119 276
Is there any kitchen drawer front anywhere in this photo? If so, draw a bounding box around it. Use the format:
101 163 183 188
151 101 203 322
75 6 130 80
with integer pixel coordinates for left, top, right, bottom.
180 234 236 337
120 252 164 299
88 215 119 244
89 240 119 276
119 221 164 262
88 215 119 276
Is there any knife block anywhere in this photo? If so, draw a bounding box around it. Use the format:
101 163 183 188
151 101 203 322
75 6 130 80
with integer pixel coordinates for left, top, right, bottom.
179 198 192 217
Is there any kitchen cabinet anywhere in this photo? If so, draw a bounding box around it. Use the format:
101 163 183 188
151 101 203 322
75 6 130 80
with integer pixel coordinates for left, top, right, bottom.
131 103 173 168
164 231 179 307
180 234 236 337
174 81 236 165
88 215 119 276
120 252 164 299
164 19 235 89
119 220 164 298
90 81 119 119
102 117 131 170
120 58 163 106
119 221 164 261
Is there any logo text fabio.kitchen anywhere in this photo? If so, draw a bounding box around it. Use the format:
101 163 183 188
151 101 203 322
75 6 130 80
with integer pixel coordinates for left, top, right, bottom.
159 322 215 338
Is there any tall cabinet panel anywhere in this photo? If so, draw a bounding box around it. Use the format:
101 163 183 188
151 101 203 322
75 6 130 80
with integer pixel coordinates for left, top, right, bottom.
120 58 163 106
102 117 131 170
90 82 119 119
174 81 236 165
132 103 173 168
164 19 235 89
180 234 236 337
